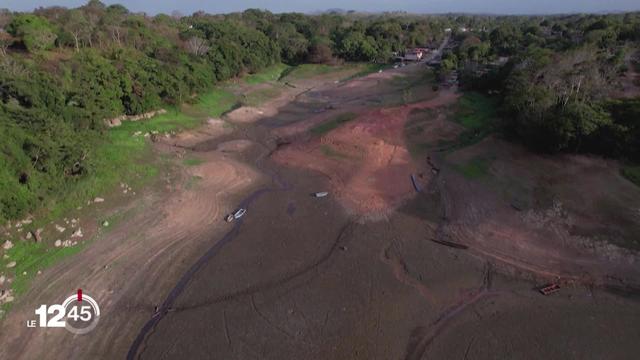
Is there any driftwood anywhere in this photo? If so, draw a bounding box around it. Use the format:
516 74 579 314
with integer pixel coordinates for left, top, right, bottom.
430 238 469 250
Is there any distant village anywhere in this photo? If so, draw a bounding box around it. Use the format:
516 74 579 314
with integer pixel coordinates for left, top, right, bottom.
393 25 510 88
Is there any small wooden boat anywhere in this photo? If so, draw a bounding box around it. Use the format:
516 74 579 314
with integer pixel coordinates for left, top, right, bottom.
233 208 247 219
538 283 560 295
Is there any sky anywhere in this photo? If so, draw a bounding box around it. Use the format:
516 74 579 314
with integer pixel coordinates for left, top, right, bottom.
2 0 640 15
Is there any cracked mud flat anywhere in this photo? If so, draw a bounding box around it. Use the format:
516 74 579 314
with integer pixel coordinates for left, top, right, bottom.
3 63 640 360
137 182 640 359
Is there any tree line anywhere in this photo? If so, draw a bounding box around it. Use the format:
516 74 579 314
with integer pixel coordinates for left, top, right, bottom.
452 13 640 159
1 1 639 220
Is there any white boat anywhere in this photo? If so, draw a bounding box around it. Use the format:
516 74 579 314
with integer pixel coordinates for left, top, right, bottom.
313 192 329 198
225 214 234 222
233 208 247 219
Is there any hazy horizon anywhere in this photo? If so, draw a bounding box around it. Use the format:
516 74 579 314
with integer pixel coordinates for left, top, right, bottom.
2 0 640 15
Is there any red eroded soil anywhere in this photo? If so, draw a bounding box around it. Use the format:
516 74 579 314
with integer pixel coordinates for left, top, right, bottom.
273 90 459 215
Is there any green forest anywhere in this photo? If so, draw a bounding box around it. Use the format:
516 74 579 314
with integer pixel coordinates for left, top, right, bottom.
450 14 640 159
1 1 640 221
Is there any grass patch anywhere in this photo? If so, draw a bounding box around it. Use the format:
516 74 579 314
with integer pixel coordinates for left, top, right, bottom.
245 63 290 84
119 109 201 134
310 112 358 136
242 86 282 107
622 164 640 187
183 157 204 166
390 69 435 87
1 242 84 298
280 63 384 83
390 75 411 87
185 175 203 190
454 156 493 179
0 203 140 315
403 108 443 158
280 63 370 81
380 70 437 106
280 64 335 80
320 145 349 159
196 89 238 117
98 205 138 233
340 63 389 81
455 92 498 130
439 92 501 151
43 126 161 222
407 141 432 158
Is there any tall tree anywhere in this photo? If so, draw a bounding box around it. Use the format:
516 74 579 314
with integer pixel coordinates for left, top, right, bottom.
62 9 91 51
7 14 57 52
0 31 12 56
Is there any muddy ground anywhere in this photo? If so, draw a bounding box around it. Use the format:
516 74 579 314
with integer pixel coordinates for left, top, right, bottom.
135 65 640 360
1 62 640 360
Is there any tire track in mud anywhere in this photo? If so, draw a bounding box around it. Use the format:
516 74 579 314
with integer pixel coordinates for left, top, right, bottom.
175 221 354 312
381 244 434 303
381 218 435 304
131 218 354 360
403 263 499 360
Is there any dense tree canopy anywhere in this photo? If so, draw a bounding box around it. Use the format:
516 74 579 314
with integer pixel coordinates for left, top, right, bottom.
454 13 640 156
7 14 57 51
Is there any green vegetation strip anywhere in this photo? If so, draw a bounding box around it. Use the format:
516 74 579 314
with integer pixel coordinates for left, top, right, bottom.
185 175 203 190
196 89 238 118
242 87 283 107
245 63 290 84
2 242 84 298
280 64 335 80
622 165 640 187
340 63 389 81
454 157 493 179
280 63 370 82
311 112 358 135
183 158 205 166
320 145 349 159
455 92 499 131
443 92 500 151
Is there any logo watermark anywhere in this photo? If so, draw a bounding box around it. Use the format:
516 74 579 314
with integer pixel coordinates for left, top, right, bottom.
26 289 100 335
